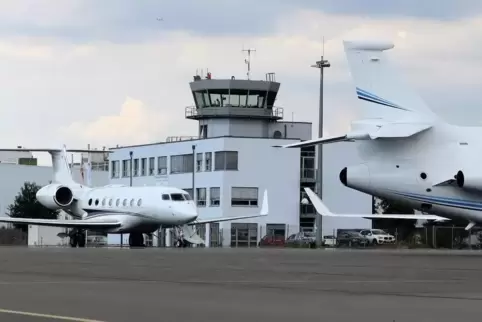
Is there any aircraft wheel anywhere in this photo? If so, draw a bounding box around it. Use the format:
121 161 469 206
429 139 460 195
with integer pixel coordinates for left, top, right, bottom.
77 234 86 248
70 235 78 248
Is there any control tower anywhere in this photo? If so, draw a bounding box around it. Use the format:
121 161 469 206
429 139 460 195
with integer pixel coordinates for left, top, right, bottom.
185 72 284 139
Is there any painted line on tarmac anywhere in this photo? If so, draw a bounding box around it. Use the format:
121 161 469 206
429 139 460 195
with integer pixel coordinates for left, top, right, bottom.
0 308 105 321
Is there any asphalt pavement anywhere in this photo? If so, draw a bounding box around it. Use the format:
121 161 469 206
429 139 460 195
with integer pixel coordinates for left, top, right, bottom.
0 246 481 321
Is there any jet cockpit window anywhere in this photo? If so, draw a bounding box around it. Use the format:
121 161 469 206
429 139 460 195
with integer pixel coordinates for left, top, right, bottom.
162 194 170 201
170 193 185 201
183 194 192 201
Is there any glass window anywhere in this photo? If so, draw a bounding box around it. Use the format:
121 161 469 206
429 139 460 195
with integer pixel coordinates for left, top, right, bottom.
108 199 113 206
210 187 220 207
95 199 99 206
197 188 206 206
102 198 106 206
183 194 192 201
203 92 210 106
171 193 185 201
162 194 170 201
141 158 147 176
205 152 212 171
231 187 258 207
214 151 238 171
229 94 240 106
116 199 120 206
88 199 92 206
247 94 258 107
196 153 203 172
194 92 205 108
210 93 221 106
130 199 134 206
157 156 167 175
137 199 142 206
149 157 155 175
123 199 127 206
133 159 139 176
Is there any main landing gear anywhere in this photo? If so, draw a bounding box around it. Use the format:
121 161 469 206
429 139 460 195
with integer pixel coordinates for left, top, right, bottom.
69 229 86 248
128 232 145 248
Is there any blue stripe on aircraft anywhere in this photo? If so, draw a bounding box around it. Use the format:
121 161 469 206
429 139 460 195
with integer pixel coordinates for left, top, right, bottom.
387 189 482 211
356 87 408 111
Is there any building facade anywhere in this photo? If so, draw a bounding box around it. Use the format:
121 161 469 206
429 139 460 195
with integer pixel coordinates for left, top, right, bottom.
109 72 316 246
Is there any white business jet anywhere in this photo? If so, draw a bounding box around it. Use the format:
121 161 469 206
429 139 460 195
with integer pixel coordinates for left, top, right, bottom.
278 39 482 230
0 146 268 247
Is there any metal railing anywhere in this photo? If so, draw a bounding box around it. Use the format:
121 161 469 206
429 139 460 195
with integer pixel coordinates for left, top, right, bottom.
185 105 284 119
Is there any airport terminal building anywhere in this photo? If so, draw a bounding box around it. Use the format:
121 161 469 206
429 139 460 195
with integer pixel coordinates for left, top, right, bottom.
109 72 317 247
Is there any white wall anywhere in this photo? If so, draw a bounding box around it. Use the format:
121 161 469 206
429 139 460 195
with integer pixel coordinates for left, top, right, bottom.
110 136 302 246
322 142 372 236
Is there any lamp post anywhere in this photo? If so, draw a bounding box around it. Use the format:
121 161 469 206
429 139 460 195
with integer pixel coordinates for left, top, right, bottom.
311 56 330 247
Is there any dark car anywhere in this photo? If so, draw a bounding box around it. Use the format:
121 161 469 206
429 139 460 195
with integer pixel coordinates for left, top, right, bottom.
336 231 369 247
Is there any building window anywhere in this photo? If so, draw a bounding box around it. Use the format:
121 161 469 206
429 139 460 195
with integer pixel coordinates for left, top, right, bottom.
133 159 139 176
170 154 194 174
210 187 220 207
231 187 258 207
196 153 203 172
157 156 167 175
141 158 147 176
149 157 155 175
122 160 129 177
111 160 119 178
197 188 206 206
215 151 238 171
205 152 212 171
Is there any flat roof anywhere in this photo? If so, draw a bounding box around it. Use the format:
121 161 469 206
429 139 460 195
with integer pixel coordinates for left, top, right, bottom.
109 135 304 150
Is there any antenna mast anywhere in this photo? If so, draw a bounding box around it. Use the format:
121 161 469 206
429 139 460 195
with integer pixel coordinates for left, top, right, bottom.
242 47 256 80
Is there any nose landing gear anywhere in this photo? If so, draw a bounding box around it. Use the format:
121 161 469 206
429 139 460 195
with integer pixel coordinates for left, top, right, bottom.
128 232 145 248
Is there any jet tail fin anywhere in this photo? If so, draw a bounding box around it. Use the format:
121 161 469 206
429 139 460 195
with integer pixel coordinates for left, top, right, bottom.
0 146 111 185
344 40 440 121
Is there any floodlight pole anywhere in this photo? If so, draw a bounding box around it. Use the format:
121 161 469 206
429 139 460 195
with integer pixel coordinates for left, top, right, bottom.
311 56 330 247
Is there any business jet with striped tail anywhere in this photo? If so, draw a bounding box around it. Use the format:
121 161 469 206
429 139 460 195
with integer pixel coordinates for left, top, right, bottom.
278 39 482 230
0 146 268 247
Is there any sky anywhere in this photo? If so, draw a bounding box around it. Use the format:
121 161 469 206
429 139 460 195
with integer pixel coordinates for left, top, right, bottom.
1 0 482 165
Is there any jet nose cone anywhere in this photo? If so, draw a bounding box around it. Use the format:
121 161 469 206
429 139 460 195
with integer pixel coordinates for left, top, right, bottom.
180 207 198 222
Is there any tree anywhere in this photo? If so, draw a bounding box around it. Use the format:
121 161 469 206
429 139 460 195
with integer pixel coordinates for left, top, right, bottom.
5 182 59 232
372 196 417 241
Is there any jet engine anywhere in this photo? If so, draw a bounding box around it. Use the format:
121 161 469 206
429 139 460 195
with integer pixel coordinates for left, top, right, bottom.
36 183 74 210
455 170 482 191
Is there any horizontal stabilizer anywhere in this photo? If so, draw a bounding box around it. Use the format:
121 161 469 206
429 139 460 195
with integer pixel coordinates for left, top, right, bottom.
369 122 432 139
304 188 449 222
274 135 350 149
277 120 432 149
0 217 121 229
191 189 268 225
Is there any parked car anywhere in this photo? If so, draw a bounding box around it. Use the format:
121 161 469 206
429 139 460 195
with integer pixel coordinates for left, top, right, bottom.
322 235 337 247
360 229 395 244
285 232 316 247
258 234 285 247
336 231 369 247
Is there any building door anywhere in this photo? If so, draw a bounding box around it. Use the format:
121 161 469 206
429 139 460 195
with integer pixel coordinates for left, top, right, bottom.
231 223 258 247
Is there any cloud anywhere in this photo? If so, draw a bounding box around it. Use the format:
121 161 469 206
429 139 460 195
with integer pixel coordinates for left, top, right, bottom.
1 6 482 167
58 97 170 148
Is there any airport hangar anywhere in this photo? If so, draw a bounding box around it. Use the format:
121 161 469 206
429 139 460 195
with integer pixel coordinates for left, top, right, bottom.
0 71 371 247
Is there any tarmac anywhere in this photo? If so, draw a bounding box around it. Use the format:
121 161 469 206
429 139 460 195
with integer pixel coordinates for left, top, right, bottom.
0 247 482 321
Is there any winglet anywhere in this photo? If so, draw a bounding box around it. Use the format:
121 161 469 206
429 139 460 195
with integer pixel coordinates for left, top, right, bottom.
304 188 334 216
260 189 269 216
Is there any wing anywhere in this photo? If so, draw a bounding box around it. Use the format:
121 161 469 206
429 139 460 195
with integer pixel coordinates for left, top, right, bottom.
190 190 269 225
304 188 449 222
0 217 122 229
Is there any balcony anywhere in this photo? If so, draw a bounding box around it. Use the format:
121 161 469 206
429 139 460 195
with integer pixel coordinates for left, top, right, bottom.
185 106 284 121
